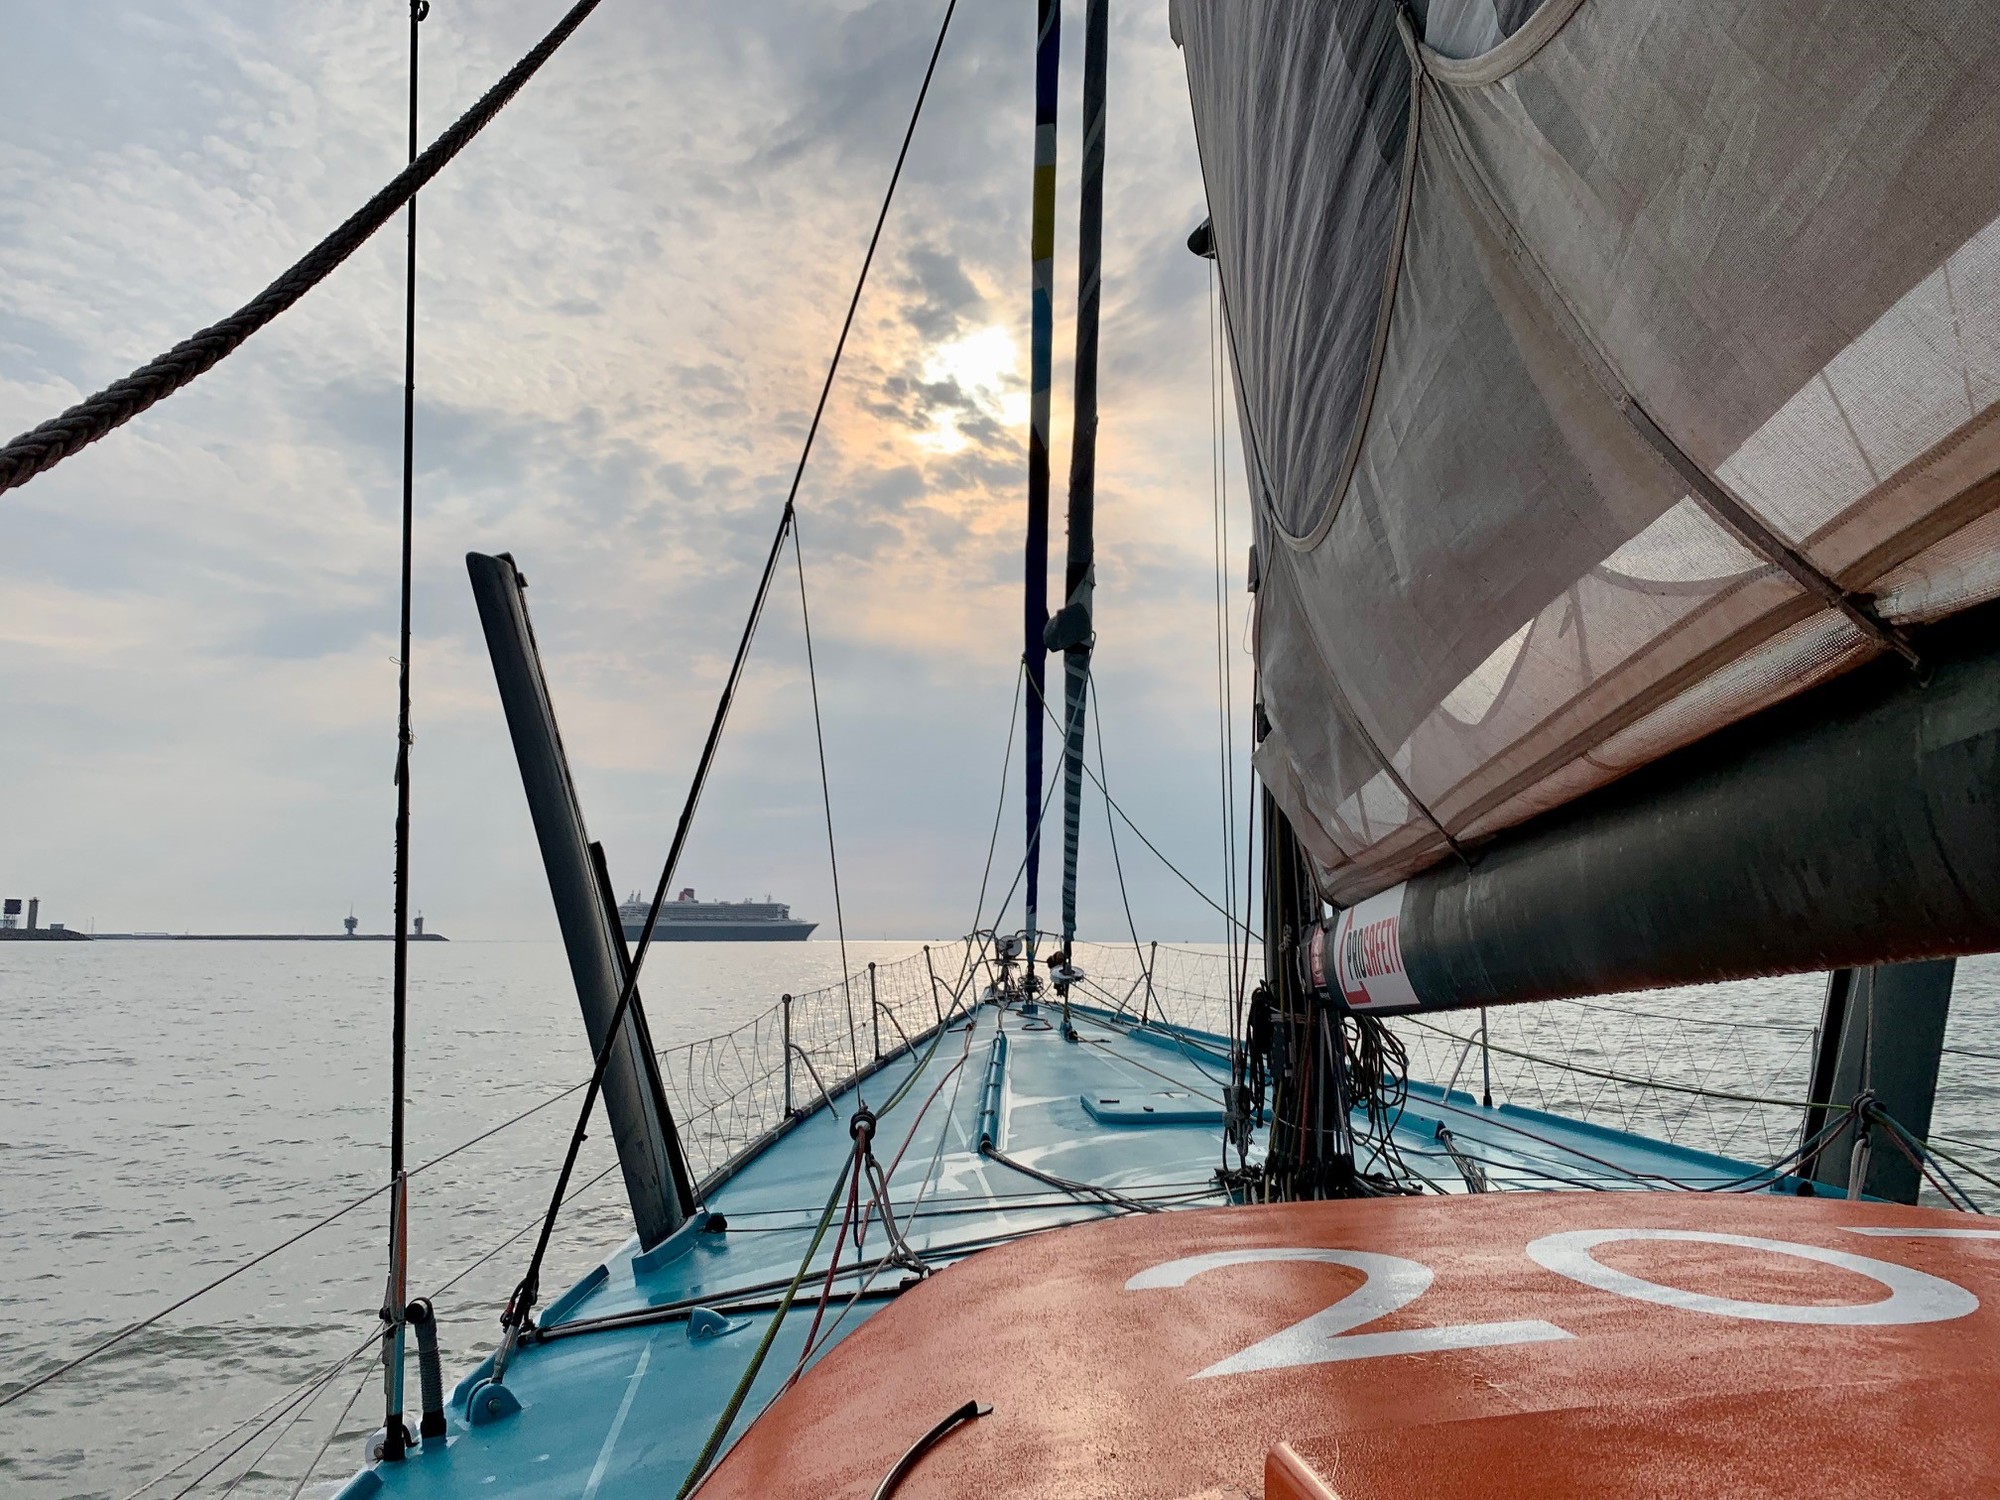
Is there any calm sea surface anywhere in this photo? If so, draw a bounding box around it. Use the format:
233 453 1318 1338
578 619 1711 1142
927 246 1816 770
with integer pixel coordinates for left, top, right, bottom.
5 939 1999 1499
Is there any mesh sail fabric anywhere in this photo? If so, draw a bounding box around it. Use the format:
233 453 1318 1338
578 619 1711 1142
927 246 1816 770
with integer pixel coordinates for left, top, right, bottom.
1182 0 2000 906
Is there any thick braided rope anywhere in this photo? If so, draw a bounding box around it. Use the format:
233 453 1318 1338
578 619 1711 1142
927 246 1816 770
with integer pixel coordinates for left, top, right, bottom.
0 0 606 497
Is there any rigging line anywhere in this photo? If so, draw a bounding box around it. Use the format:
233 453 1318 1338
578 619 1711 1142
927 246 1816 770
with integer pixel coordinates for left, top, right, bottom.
117 1330 377 1500
160 1332 380 1500
790 1142 864 1382
792 1030 978 1373
934 664 1024 1009
0 0 609 497
507 0 963 1325
979 682 1082 943
0 1077 583 1412
1087 696 1155 1004
1206 259 1238 988
436 1159 625 1305
968 662 1027 969
1236 740 1257 1036
129 1156 624 1500
1399 1015 1820 1109
1898 1132 2000 1200
216 1327 376 1500
286 1360 377 1500
674 1152 857 1498
1028 668 1255 938
791 519 857 1091
382 0 428 1461
981 1144 1161 1214
1867 1109 1981 1214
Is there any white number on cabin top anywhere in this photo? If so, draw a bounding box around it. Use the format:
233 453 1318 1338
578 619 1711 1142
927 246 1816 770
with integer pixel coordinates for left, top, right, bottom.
1526 1228 1979 1325
1123 1247 1572 1378
1126 1233 1981 1380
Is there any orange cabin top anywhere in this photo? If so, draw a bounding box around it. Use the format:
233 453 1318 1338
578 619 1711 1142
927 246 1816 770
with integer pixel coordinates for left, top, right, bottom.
699 1192 2000 1499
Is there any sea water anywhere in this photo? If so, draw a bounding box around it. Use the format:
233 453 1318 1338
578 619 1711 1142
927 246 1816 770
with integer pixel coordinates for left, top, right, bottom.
3 940 1998 1499
0 938 926 1499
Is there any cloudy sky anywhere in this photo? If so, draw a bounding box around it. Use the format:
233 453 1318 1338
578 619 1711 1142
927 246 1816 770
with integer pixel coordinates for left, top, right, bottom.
0 0 1255 942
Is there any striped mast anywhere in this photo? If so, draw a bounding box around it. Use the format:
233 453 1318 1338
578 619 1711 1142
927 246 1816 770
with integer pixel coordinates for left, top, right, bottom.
1056 0 1106 959
1022 0 1061 964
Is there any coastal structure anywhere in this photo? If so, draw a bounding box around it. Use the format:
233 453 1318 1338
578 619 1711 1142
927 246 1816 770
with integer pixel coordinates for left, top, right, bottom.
0 895 84 940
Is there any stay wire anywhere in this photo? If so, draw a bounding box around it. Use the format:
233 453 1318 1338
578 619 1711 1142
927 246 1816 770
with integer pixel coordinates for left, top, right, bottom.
981 679 1082 942
792 519 857 1091
117 1332 376 1500
1029 667 1253 938
1206 260 1239 998
286 1364 376 1500
969 661 1027 955
0 1073 588 1415
0 0 609 497
383 0 428 1455
117 1151 626 1500
162 1337 380 1500
503 0 963 1330
1087 674 1151 996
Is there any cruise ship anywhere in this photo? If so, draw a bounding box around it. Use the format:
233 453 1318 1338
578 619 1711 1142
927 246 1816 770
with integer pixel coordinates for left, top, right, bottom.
616 888 815 943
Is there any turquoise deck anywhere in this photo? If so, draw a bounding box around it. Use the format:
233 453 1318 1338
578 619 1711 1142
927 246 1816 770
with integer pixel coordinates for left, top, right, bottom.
338 998 1786 1499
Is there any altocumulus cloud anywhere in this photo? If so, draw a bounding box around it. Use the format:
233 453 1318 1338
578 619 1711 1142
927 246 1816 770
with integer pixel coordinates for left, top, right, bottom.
0 0 1255 944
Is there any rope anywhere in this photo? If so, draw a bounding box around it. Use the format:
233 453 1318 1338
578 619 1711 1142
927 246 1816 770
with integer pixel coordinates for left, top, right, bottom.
504 0 963 1329
0 1079 583 1411
1556 994 1814 1034
975 696 1080 945
1867 1109 1981 1213
795 1027 981 1365
116 1332 375 1500
981 1144 1161 1214
0 0 608 498
967 664 1026 963
286 1363 375 1500
1205 257 1243 1009
673 1155 856 1498
380 0 430 1458
112 1152 624 1500
1400 1015 1818 1110
792 518 858 1089
1887 1123 2000 1202
1028 673 1254 938
1090 691 1158 1012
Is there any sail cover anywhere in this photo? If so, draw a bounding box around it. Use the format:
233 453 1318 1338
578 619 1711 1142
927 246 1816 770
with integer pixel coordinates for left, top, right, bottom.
1176 0 2000 906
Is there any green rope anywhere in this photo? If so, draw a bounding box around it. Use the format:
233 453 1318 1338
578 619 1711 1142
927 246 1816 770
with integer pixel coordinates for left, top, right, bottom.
673 1151 855 1497
672 980 960 1496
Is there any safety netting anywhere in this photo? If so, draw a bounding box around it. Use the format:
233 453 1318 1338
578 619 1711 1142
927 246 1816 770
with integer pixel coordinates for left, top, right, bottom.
655 944 971 1184
1177 0 2000 904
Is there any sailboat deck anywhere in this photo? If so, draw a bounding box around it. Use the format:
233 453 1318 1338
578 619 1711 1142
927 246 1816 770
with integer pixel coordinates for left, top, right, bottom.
338 999 1787 1499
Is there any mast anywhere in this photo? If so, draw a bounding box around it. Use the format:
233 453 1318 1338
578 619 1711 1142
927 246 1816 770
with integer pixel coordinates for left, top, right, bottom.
1022 0 1060 961
1054 0 1106 956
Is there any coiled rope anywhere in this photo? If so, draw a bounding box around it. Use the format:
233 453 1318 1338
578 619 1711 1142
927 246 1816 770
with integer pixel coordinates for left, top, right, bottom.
0 0 608 497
